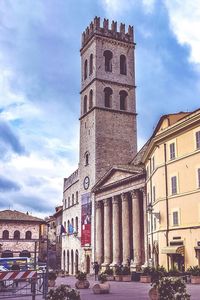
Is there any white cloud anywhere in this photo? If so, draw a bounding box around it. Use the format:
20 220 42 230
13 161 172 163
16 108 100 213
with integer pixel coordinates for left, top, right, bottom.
164 0 200 64
101 0 155 15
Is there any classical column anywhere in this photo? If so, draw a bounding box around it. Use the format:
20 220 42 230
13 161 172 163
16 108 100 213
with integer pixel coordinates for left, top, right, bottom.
141 187 148 267
121 193 130 265
110 195 120 266
95 201 103 264
131 190 142 270
102 198 111 266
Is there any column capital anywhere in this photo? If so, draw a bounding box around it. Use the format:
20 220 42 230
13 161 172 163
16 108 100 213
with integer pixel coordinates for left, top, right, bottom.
140 186 146 197
121 192 128 202
103 198 110 207
95 201 102 209
112 195 119 205
130 189 138 199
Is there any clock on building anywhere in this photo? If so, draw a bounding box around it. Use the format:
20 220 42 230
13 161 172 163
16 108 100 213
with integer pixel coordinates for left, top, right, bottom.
83 176 90 190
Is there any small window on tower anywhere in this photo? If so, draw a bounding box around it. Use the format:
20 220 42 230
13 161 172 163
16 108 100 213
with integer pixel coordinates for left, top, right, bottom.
84 95 87 114
119 90 128 110
120 55 127 75
89 54 93 75
103 50 113 72
89 90 93 110
85 152 89 166
104 87 113 108
84 59 88 79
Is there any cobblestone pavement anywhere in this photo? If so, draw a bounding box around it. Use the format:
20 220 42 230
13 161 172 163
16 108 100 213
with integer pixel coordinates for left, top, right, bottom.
0 275 199 299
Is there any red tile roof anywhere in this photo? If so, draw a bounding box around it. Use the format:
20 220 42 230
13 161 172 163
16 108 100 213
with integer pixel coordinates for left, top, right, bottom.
0 210 45 223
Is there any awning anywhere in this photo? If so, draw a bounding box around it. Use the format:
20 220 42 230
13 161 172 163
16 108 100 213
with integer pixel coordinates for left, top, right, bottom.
161 246 184 256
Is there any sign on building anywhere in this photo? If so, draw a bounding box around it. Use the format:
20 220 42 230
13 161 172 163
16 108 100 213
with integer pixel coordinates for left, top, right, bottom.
81 193 91 246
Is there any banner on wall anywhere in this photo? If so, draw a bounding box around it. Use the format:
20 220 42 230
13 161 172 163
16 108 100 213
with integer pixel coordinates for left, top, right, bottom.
81 193 91 246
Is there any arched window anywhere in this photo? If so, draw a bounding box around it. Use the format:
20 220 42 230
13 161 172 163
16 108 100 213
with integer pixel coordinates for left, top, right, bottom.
89 90 93 110
20 250 31 258
83 95 87 114
89 54 93 75
68 197 70 207
120 55 127 75
76 191 78 204
104 87 113 108
119 90 128 110
14 230 20 240
85 151 89 165
67 220 70 233
25 231 32 240
65 199 67 209
2 230 9 240
72 194 74 206
84 59 88 79
75 217 78 232
103 50 113 72
1 250 13 258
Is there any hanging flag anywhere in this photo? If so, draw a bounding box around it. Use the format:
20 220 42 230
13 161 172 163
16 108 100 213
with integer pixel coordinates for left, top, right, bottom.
68 224 74 234
60 224 66 235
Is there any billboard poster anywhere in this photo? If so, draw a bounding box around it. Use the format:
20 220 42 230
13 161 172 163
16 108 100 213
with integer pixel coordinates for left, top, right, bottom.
81 193 91 246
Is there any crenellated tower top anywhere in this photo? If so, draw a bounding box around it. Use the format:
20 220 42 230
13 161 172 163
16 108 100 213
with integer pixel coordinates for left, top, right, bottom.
81 16 134 48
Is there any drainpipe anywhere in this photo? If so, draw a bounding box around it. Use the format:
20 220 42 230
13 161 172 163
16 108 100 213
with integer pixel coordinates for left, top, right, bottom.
149 158 154 267
164 143 169 271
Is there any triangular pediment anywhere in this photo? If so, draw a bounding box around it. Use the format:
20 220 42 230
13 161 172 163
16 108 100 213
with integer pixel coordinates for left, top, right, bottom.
92 165 144 192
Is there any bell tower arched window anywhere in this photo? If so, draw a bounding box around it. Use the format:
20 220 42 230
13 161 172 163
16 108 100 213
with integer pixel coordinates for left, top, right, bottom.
85 151 89 165
83 95 87 114
103 50 113 72
89 90 93 110
84 59 88 80
119 90 128 110
120 55 127 75
89 54 93 75
104 87 113 108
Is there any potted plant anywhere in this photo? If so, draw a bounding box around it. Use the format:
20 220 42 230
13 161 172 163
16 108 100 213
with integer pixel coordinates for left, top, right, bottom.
121 266 131 282
47 284 80 300
92 272 110 294
104 267 114 281
140 266 153 283
168 267 182 278
114 265 123 281
75 271 90 289
48 271 57 287
187 266 200 284
149 277 190 300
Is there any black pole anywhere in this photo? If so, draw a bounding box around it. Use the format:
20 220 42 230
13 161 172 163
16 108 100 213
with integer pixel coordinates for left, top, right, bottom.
164 143 169 271
32 242 37 300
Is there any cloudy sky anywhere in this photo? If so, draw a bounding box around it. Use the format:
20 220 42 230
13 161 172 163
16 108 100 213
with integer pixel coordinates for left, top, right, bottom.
0 0 199 218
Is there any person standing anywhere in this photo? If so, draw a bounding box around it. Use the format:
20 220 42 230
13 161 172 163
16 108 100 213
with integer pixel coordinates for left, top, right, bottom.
93 262 100 281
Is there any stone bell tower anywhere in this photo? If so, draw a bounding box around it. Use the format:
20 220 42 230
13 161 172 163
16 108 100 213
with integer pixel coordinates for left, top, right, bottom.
79 16 137 195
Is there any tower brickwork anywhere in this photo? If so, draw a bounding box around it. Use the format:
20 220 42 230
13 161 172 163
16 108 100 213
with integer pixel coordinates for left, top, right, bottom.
79 17 137 188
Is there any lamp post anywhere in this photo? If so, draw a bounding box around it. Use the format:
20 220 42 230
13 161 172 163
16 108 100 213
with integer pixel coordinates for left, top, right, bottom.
147 203 160 267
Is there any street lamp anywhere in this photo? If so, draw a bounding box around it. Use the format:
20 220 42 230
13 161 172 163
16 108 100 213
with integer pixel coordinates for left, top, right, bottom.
147 203 160 222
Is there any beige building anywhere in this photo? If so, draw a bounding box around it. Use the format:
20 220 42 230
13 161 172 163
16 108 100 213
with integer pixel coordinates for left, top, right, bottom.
62 16 138 274
0 209 45 260
142 109 200 271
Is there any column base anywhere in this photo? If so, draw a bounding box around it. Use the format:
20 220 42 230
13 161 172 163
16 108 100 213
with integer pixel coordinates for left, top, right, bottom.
101 262 110 272
130 261 142 272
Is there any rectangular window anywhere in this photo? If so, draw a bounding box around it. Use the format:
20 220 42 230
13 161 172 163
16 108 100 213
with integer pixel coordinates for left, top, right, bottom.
152 156 155 171
173 211 179 226
146 166 149 179
196 131 200 149
153 186 156 202
171 176 177 195
170 143 175 160
154 217 156 231
198 168 200 188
